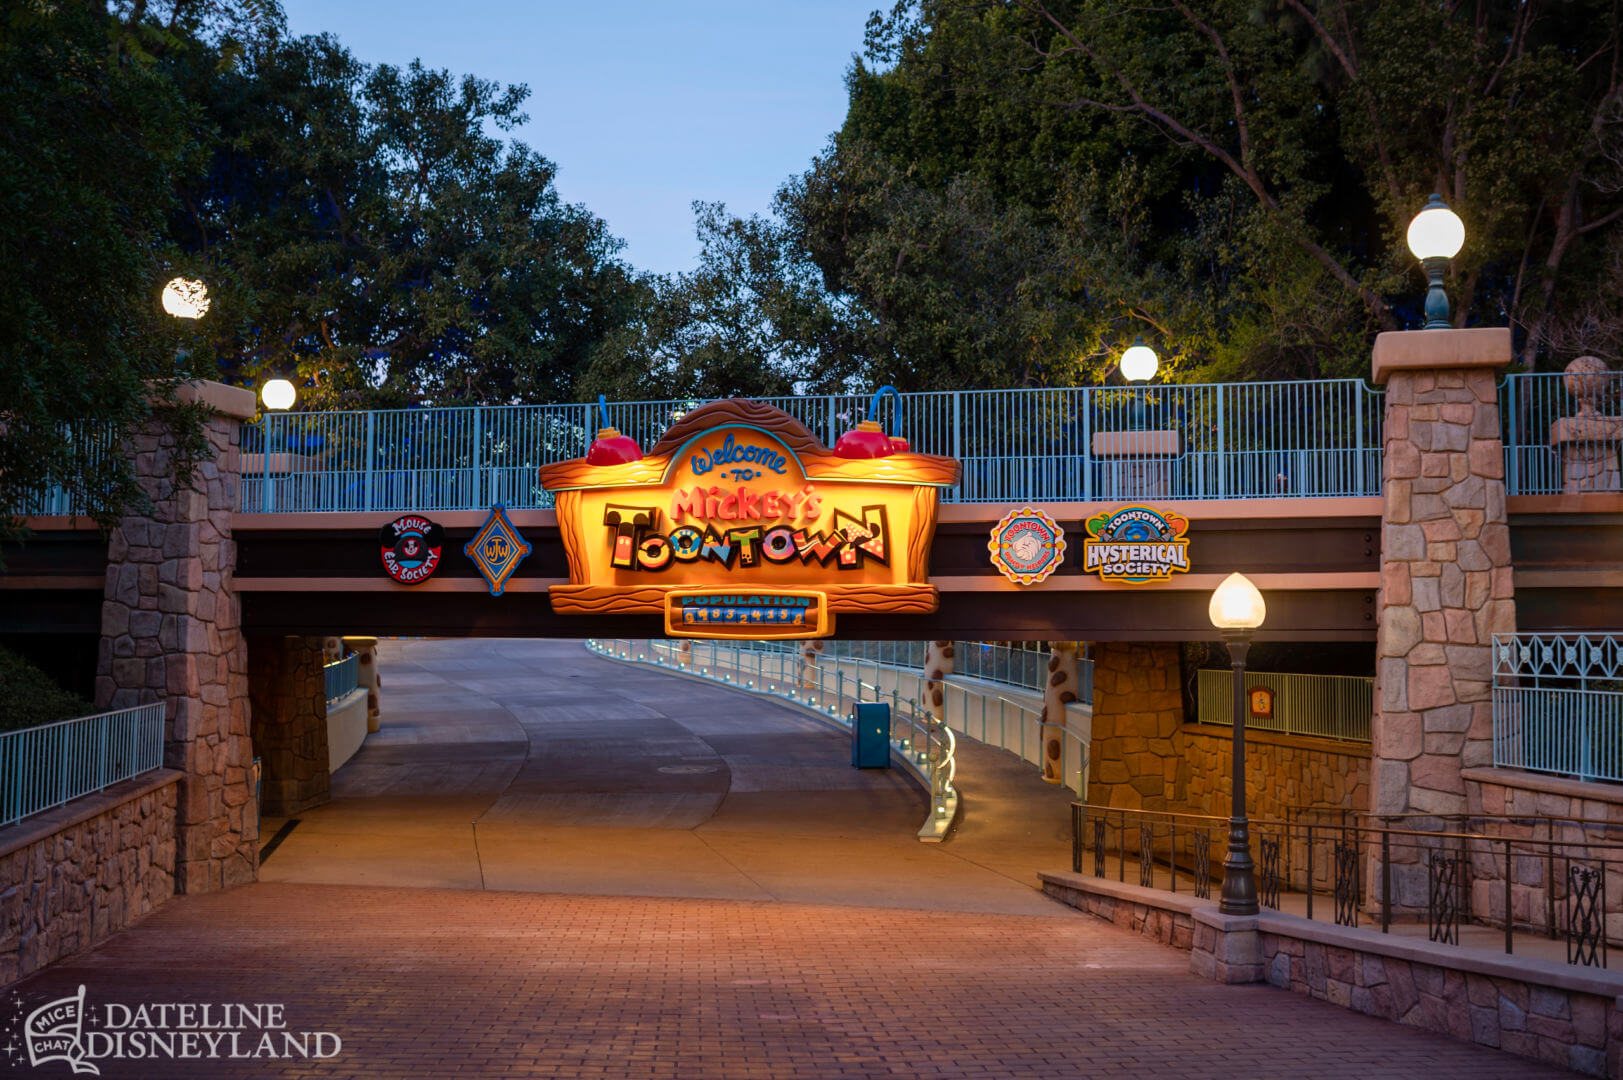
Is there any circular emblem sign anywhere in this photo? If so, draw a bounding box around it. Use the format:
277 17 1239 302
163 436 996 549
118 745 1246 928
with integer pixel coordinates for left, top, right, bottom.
379 515 444 585
988 507 1066 585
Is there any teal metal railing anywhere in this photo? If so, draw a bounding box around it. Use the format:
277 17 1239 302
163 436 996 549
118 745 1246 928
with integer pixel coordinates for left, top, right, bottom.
1501 370 1623 496
324 653 359 705
235 379 1387 511
0 703 166 828
1493 633 1623 782
1194 669 1374 743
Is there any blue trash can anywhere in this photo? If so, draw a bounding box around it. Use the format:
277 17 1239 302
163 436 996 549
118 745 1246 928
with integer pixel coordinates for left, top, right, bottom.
850 702 891 769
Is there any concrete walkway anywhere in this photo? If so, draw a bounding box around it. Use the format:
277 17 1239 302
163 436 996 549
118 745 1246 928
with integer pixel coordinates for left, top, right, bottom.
261 639 1080 915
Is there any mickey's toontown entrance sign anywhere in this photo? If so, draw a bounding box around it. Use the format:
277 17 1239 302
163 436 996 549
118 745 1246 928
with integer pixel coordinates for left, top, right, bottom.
538 395 959 639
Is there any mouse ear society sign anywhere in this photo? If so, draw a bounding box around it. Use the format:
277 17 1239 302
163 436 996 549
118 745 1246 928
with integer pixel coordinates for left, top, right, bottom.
538 399 959 639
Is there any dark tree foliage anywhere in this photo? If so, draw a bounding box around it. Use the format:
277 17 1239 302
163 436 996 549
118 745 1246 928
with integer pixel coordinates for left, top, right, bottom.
634 0 1622 395
0 1 209 539
168 32 649 408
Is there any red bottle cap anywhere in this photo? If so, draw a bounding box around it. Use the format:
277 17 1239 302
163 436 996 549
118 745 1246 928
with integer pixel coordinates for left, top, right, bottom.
586 426 643 465
833 420 896 459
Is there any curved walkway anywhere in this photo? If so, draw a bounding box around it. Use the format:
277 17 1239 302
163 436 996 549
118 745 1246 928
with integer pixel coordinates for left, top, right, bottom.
260 638 1079 915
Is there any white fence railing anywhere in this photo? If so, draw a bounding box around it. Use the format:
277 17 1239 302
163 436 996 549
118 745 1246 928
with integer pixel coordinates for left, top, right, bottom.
587 638 959 839
1493 633 1623 782
0 703 166 828
1194 669 1373 743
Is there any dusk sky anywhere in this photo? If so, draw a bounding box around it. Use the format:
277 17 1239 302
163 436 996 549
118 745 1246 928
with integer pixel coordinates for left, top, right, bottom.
280 0 880 278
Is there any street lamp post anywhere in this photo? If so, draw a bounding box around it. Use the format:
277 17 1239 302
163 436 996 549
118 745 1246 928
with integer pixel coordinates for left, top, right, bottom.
1119 336 1159 430
1406 194 1465 329
1208 571 1267 916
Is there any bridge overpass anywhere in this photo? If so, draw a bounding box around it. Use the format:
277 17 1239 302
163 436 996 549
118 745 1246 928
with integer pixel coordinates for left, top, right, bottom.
1 326 1620 908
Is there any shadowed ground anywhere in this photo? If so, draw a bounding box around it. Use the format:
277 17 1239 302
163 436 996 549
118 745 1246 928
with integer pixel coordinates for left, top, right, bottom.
260 638 1078 914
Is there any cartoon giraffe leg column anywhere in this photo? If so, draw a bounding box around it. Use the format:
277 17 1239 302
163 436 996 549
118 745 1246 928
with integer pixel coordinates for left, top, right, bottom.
799 639 825 691
1042 642 1081 786
923 640 954 724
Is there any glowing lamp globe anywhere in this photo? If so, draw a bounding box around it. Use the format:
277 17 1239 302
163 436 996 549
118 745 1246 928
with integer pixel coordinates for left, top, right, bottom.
833 420 897 459
586 426 643 466
1406 195 1465 261
261 378 295 412
1208 571 1267 631
1120 337 1159 383
161 277 210 320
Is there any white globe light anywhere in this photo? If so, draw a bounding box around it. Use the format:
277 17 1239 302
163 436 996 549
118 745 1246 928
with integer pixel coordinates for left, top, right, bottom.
1209 571 1267 631
261 378 296 411
161 277 210 319
1120 339 1159 383
1406 196 1465 260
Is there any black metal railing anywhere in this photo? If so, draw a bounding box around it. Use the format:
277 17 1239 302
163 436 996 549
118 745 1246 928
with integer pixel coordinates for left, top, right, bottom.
1070 804 1622 967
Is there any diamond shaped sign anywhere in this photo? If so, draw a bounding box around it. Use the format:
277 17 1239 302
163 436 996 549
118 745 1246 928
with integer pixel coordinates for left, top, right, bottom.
464 505 532 596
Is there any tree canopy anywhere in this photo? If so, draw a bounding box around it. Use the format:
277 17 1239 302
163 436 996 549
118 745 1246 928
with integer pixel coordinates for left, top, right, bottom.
620 0 1622 395
4 0 1619 539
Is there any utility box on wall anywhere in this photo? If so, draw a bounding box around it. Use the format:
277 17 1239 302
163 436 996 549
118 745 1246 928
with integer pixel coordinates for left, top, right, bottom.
850 702 891 769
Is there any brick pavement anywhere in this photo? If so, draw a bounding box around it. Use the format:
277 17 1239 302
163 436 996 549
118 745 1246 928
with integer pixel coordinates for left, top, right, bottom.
2 882 1570 1079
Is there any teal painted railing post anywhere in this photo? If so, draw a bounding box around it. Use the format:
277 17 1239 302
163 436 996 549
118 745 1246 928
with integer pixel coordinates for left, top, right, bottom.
363 411 376 511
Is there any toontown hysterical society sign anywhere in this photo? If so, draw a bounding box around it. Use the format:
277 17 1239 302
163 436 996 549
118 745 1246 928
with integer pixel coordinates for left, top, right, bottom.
538 399 959 639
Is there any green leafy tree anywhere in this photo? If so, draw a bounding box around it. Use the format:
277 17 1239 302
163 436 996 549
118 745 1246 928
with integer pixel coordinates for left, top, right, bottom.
663 0 1622 393
0 2 216 541
170 35 649 407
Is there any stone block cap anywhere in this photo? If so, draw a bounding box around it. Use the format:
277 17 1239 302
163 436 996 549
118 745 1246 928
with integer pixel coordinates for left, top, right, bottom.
169 379 258 421
1371 327 1512 385
1091 429 1182 458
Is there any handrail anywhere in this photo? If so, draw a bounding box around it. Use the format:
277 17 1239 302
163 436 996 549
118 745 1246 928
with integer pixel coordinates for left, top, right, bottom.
1072 802 1623 965
0 702 166 828
585 638 960 840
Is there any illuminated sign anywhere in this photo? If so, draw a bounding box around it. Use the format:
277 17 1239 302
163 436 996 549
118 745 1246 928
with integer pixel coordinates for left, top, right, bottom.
1248 686 1275 720
379 515 444 585
988 507 1066 585
464 505 532 596
664 589 831 640
1082 505 1191 584
539 399 957 637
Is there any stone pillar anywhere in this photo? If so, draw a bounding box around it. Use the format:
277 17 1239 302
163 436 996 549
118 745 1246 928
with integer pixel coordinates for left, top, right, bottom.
248 635 331 816
923 640 954 723
1372 328 1515 827
94 380 259 893
343 636 382 733
1086 642 1184 810
1041 642 1081 784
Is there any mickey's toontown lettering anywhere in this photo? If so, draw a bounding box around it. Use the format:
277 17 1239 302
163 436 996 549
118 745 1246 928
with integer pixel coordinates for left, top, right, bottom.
537 399 958 637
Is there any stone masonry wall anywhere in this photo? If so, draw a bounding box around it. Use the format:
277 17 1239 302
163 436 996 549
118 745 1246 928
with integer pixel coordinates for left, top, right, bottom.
1260 932 1618 1077
1180 725 1370 823
1463 768 1623 946
1087 642 1184 811
95 394 257 893
0 773 178 985
248 635 331 817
